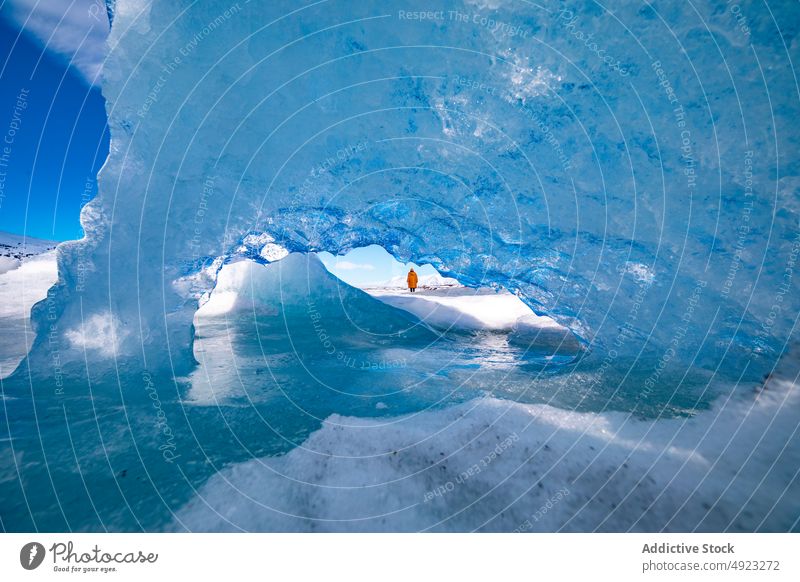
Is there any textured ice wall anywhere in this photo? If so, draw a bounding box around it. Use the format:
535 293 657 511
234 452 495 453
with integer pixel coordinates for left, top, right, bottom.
25 0 800 381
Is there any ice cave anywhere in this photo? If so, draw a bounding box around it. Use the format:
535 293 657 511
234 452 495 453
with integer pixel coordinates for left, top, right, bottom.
0 0 798 532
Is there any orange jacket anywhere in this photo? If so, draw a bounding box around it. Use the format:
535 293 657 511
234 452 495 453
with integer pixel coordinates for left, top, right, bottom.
407 270 418 288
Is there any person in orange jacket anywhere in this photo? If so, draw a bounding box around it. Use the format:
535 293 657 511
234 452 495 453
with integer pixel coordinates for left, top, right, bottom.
407 268 418 292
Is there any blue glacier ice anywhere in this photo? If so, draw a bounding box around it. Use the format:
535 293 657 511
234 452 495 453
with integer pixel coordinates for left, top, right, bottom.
21 0 800 381
1 0 799 531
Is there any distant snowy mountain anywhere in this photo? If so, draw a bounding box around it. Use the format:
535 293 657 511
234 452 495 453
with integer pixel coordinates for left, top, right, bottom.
0 231 57 257
0 231 58 275
370 272 460 289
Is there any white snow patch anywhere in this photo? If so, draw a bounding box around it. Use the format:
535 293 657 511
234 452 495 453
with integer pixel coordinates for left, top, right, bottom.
243 233 274 247
0 249 58 377
622 262 655 285
366 286 562 333
375 272 459 289
0 256 20 275
65 311 127 357
197 259 281 317
260 243 290 262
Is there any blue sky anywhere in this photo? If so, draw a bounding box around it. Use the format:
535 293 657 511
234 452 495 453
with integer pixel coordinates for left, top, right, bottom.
0 0 109 241
318 245 443 287
0 1 448 284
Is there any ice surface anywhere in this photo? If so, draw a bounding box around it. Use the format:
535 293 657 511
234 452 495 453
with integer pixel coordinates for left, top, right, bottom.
1 0 797 533
175 350 800 532
188 253 442 405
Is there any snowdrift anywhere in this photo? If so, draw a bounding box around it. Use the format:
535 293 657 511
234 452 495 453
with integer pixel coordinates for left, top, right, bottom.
0 250 58 378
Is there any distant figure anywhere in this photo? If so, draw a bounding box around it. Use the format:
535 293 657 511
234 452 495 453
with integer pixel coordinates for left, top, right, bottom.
407 268 418 292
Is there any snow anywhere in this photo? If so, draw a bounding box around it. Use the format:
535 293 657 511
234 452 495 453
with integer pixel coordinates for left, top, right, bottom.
0 257 20 276
260 243 290 262
367 285 564 333
373 272 460 289
195 259 281 318
64 311 127 358
0 232 58 377
0 245 58 378
0 231 57 263
174 349 800 532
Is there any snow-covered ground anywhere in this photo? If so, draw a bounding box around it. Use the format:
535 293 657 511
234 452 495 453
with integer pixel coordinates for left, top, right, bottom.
175 345 800 532
366 285 566 334
374 272 460 289
0 231 57 275
0 231 59 378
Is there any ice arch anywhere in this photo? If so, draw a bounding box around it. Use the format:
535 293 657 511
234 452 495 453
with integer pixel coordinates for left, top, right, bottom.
22 0 800 388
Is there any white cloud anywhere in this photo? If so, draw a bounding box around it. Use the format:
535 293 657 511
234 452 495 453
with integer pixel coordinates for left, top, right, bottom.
3 0 110 87
334 261 375 271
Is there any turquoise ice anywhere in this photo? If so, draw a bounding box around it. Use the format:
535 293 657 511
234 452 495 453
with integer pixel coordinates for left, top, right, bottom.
1 0 798 532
